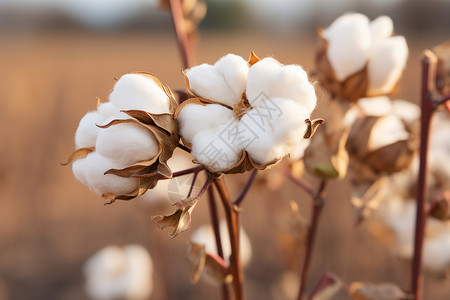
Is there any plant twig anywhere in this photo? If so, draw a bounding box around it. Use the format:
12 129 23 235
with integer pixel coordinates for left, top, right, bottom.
233 169 258 206
214 178 244 300
435 92 450 107
178 143 191 153
172 165 204 178
187 169 200 198
208 186 230 300
168 0 195 69
283 168 315 197
411 50 438 300
297 180 327 300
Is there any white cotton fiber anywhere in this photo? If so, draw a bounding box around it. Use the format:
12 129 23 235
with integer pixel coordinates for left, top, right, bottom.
323 13 372 81
242 97 309 165
186 54 249 107
109 73 171 114
95 120 159 166
97 102 121 120
370 16 394 41
120 245 154 299
422 222 450 272
72 156 90 186
75 110 104 149
82 152 138 196
368 115 409 151
246 59 317 114
391 99 420 126
367 36 408 96
177 103 235 144
191 220 252 267
191 123 242 172
357 96 393 117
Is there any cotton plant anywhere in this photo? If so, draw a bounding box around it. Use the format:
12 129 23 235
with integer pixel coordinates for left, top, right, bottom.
66 73 179 203
83 245 153 300
176 53 321 173
316 13 408 101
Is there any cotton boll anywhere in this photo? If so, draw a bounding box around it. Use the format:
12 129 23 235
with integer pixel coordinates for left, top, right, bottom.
191 123 242 172
109 73 171 114
367 36 408 96
242 98 309 164
323 13 372 81
370 16 394 41
121 245 154 299
289 138 311 160
422 222 450 273
177 103 235 143
97 102 121 120
72 157 90 186
392 100 420 126
368 115 409 151
343 106 360 127
186 54 249 107
246 59 317 114
83 152 138 196
75 110 104 149
191 220 252 267
357 96 392 117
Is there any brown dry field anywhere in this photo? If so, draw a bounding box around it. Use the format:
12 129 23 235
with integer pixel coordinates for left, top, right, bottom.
0 29 449 300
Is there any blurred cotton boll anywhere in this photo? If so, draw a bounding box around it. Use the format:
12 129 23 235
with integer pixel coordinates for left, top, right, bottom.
191 220 252 268
429 110 450 184
83 245 153 300
59 0 149 29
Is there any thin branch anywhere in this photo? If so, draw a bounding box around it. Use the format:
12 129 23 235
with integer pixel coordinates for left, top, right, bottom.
411 50 438 300
172 165 204 178
233 169 258 207
283 168 315 197
214 178 244 300
208 186 230 300
297 180 328 300
187 170 200 198
168 0 195 69
178 143 191 153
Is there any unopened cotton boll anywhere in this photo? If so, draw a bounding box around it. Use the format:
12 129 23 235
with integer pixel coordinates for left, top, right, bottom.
177 103 235 144
191 220 252 267
185 54 249 107
83 245 153 300
109 73 171 114
190 123 242 172
367 36 408 96
95 120 159 166
246 58 317 114
323 13 371 81
75 110 105 149
82 152 138 196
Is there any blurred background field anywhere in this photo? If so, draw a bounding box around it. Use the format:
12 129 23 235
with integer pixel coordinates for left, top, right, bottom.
0 0 449 299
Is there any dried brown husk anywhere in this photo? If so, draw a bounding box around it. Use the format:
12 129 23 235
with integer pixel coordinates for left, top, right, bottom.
348 282 412 300
315 29 401 101
66 74 180 203
176 53 318 175
188 243 231 284
432 40 450 96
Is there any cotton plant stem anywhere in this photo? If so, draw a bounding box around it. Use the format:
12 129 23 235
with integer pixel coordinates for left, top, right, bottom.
168 0 195 69
283 168 315 197
187 169 200 198
207 186 231 300
233 169 258 206
297 180 327 300
411 50 438 300
172 165 204 178
214 178 244 300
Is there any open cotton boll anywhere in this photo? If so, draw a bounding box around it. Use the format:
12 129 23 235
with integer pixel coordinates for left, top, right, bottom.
72 156 91 186
191 220 252 267
368 115 409 151
82 152 138 196
367 36 408 96
323 13 371 81
370 16 394 41
75 110 105 149
357 96 393 117
177 103 235 144
242 98 310 164
392 100 420 126
185 54 249 107
95 120 159 166
109 73 171 114
84 245 153 300
191 123 242 172
246 59 317 114
422 222 450 272
97 102 121 120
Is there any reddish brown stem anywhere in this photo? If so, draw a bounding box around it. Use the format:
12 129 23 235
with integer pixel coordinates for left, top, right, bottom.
172 166 204 178
214 178 244 300
233 169 258 206
411 50 438 300
168 0 195 69
207 186 230 300
297 180 327 300
283 168 315 197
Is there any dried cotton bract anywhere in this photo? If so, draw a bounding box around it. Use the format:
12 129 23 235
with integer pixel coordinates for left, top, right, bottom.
176 53 319 173
67 73 179 203
83 245 153 300
316 13 408 101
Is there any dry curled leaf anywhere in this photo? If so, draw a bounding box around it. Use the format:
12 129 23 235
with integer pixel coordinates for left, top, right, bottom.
349 282 412 300
188 243 231 284
153 196 199 238
310 273 343 300
61 146 94 165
